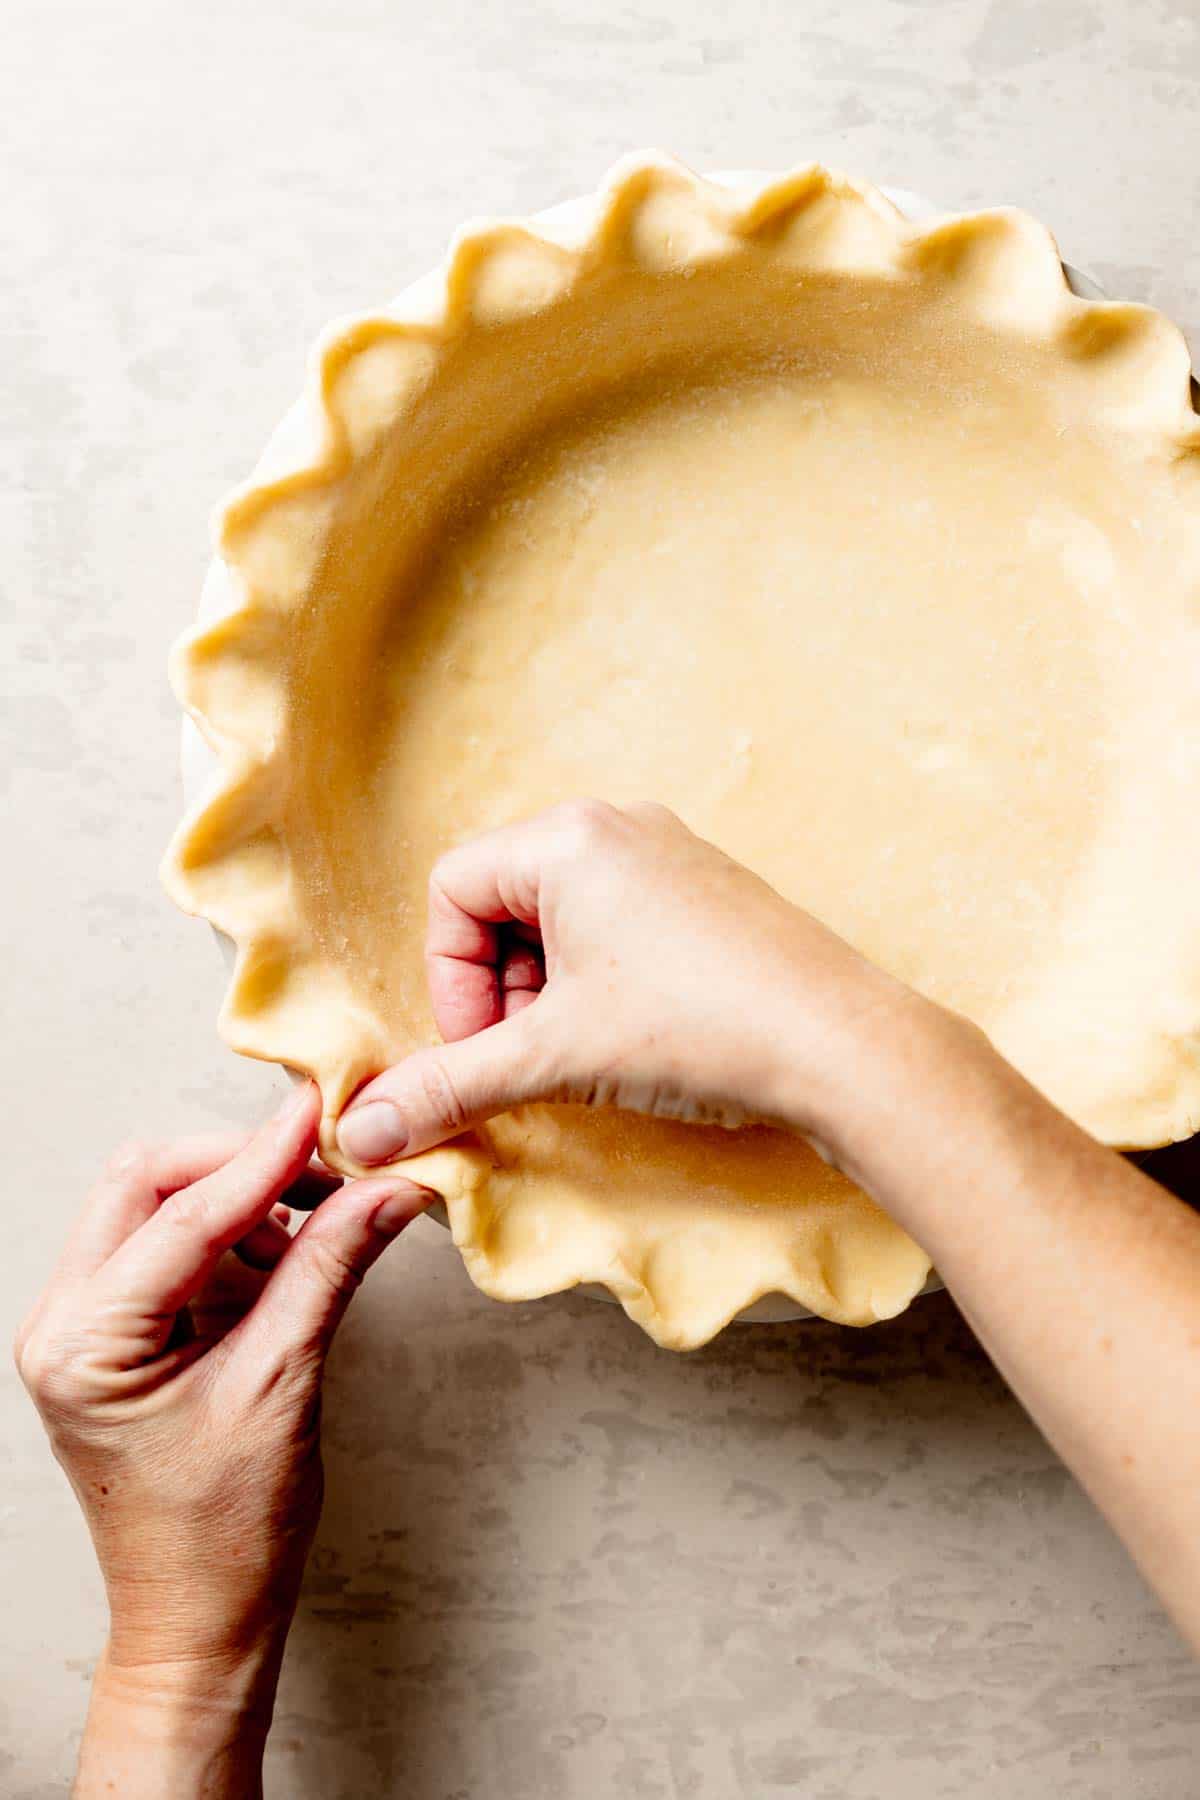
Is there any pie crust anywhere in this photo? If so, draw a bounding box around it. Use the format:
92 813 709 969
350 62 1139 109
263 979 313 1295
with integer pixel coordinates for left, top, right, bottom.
164 155 1200 1349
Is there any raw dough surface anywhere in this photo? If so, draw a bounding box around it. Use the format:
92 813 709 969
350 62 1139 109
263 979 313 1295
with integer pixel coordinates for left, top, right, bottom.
165 159 1200 1347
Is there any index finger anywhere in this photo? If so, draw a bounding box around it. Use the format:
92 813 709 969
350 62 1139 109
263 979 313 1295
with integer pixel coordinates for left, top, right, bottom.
94 1084 321 1316
426 814 556 1042
53 1132 252 1284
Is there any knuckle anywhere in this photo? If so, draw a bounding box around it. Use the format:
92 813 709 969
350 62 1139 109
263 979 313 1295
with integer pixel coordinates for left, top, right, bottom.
161 1183 223 1254
418 1054 469 1133
553 797 618 858
428 857 455 902
17 1345 50 1400
16 1331 75 1408
103 1138 157 1187
628 800 678 828
303 1238 365 1305
10 1311 33 1370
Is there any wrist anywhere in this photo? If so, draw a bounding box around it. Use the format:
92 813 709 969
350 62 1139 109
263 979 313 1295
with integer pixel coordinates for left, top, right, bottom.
766 954 1039 1248
104 1570 298 1698
98 1620 291 1728
76 1645 279 1800
759 941 976 1174
97 1635 285 1720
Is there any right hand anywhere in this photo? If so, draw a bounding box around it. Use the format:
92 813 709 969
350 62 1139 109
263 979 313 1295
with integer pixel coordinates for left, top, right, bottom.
345 805 1200 1663
336 800 925 1167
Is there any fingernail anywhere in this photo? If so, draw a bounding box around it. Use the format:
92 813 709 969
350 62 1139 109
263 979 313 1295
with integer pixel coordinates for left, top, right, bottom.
337 1100 408 1165
372 1187 426 1236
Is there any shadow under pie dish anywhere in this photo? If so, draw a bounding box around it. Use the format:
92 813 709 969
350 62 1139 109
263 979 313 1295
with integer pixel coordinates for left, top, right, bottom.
164 154 1200 1350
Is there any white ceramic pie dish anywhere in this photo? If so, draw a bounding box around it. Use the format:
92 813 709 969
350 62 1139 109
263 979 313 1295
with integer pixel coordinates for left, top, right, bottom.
180 163 1107 1325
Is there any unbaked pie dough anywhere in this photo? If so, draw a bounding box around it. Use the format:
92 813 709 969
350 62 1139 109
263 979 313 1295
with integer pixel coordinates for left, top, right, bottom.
164 157 1200 1348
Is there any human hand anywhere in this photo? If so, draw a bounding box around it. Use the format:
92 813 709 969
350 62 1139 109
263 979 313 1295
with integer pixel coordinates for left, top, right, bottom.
329 804 1200 1662
14 1085 430 1796
336 800 928 1169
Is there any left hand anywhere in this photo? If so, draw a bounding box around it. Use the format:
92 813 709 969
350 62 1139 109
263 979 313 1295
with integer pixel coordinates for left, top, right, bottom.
14 1083 430 1788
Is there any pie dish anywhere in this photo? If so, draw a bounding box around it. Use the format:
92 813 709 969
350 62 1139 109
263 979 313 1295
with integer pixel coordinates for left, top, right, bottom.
164 154 1200 1350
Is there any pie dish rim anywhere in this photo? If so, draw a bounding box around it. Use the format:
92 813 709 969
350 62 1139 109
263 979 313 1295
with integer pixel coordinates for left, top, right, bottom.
166 154 1200 1341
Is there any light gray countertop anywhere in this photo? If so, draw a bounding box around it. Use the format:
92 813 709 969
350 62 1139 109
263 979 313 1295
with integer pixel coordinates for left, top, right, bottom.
3 2 1199 1794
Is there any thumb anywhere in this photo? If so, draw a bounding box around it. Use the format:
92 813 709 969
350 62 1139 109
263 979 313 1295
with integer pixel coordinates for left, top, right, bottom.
336 1010 551 1166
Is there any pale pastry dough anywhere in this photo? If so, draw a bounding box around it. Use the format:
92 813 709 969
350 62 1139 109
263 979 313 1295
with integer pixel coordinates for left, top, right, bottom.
164 157 1200 1349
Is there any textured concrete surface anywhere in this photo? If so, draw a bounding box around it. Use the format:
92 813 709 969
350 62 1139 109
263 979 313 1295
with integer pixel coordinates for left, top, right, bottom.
4 1 1200 1794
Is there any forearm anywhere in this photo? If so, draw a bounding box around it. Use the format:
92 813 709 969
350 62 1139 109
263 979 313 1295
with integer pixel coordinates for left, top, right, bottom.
786 991 1200 1647
75 1647 279 1800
